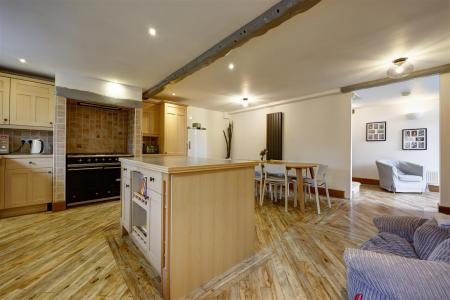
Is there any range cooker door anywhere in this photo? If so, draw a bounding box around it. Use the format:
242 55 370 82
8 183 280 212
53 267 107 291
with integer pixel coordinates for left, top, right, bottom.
102 166 121 198
66 166 107 204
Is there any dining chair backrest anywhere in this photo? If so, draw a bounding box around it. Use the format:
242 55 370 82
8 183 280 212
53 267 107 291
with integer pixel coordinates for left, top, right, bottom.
264 163 287 178
315 164 328 181
255 164 263 179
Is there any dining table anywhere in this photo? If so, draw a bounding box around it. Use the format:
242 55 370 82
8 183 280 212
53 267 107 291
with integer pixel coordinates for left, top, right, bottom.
260 160 319 213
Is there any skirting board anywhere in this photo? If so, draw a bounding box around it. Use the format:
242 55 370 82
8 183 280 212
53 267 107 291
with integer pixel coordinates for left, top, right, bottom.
0 204 48 218
438 205 450 215
429 185 440 192
352 177 379 186
52 201 66 212
307 187 345 199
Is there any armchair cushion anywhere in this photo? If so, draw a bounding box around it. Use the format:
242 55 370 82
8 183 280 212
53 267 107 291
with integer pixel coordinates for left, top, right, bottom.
428 239 450 264
345 248 450 300
360 232 418 258
398 174 423 182
414 219 450 260
373 216 427 243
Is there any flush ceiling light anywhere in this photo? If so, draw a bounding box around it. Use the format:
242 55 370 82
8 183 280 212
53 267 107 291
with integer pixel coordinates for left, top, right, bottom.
19 58 26 63
148 27 156 37
387 57 414 79
228 63 235 70
242 97 249 108
171 93 176 96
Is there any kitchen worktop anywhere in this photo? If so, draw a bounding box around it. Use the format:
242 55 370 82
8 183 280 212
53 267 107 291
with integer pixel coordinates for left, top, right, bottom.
0 154 53 159
120 155 257 174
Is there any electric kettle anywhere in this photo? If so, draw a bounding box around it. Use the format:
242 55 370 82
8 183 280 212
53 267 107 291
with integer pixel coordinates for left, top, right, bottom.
30 139 44 154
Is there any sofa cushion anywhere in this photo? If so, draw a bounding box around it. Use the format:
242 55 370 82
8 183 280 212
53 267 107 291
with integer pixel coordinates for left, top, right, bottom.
345 248 450 300
373 216 428 243
428 239 450 264
361 232 418 258
398 174 423 182
414 219 450 260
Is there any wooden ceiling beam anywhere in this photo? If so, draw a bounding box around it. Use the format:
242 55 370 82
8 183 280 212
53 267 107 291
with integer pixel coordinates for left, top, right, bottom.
143 0 321 99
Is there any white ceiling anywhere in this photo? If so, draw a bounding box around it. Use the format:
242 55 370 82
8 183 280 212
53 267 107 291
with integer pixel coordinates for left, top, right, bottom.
352 75 439 108
0 0 277 88
160 0 450 112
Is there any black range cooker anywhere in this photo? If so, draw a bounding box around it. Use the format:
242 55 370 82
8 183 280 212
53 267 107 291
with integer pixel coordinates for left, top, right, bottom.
66 154 133 206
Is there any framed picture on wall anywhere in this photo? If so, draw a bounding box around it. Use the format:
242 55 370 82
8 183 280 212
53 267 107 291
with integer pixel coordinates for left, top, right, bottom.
366 121 386 141
402 128 427 150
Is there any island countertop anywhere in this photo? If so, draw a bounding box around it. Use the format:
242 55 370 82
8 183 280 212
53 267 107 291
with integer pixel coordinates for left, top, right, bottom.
119 155 257 174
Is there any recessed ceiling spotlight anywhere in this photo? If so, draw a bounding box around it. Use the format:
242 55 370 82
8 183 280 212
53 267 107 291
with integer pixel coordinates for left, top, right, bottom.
172 93 176 96
19 58 26 64
387 57 413 79
148 27 157 37
242 97 249 108
228 63 235 70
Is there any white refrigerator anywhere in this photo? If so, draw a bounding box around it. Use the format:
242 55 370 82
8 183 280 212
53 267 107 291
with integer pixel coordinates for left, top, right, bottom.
188 129 207 158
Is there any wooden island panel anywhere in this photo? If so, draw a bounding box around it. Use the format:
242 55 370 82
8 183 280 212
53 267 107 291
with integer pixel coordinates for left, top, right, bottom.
169 168 255 299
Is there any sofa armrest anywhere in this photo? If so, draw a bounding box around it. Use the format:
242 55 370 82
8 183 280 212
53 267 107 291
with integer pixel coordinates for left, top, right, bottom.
373 216 427 242
345 248 450 300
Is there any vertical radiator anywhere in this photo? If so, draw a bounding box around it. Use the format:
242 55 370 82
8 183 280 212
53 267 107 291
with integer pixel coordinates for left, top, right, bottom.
266 112 283 160
426 171 439 186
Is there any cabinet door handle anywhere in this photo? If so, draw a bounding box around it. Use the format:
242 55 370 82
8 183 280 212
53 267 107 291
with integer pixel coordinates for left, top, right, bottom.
28 161 34 164
50 122 53 125
123 168 128 171
125 184 130 188
3 118 7 122
149 177 155 182
48 171 52 174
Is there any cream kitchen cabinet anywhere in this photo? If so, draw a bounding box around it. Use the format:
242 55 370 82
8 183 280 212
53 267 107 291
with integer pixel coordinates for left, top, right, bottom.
4 157 53 209
161 103 186 155
9 79 55 128
120 160 162 274
142 102 160 137
0 159 4 209
0 76 11 125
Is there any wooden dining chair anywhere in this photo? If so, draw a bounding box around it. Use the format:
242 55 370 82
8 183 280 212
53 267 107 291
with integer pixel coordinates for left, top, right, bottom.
254 163 264 199
260 163 297 212
303 164 331 214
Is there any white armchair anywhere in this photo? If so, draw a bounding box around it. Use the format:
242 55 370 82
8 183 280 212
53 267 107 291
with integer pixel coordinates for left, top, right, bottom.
376 160 427 193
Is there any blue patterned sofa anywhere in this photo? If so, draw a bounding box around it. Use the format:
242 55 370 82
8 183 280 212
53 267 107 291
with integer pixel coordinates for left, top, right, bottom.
345 216 450 300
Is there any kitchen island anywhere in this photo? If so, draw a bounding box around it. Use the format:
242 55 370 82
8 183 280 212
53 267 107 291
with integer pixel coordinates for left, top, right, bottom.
119 156 257 299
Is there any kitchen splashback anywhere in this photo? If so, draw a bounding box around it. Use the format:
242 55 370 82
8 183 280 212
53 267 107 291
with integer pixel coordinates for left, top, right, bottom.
66 99 129 153
0 128 53 154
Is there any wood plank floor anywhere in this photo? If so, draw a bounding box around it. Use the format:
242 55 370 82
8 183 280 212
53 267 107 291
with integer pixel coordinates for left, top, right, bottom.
0 185 439 299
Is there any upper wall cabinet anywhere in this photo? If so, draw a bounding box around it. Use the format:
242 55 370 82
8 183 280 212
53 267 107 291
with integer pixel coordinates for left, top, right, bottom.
9 79 55 128
142 102 160 137
162 103 187 155
0 76 11 125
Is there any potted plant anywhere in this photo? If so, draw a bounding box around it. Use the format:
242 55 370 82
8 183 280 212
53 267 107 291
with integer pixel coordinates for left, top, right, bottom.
223 121 233 159
259 149 268 161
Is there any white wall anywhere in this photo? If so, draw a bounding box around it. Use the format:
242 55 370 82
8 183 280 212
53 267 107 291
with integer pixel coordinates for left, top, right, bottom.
230 93 352 198
186 106 227 159
56 72 142 101
440 73 450 208
352 98 440 180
